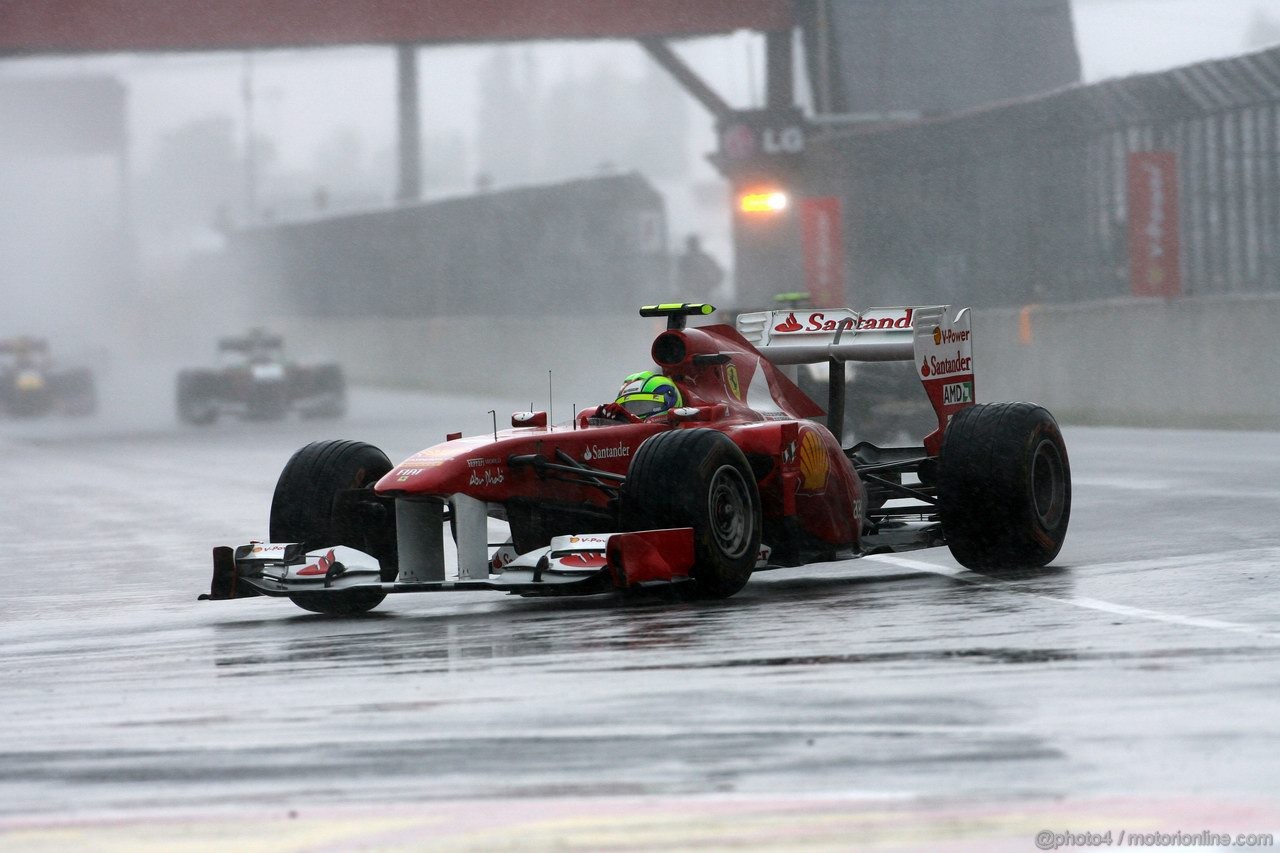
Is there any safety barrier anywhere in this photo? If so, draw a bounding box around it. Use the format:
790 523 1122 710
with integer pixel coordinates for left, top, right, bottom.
271 294 1280 431
977 294 1280 429
811 44 1280 308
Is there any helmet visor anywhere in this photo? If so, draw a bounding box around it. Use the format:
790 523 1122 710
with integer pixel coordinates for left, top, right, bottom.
617 393 670 418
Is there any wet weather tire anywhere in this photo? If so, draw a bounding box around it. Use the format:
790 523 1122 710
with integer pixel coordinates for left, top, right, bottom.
176 372 218 425
938 402 1071 570
304 364 347 419
56 369 97 417
621 428 761 598
270 439 395 615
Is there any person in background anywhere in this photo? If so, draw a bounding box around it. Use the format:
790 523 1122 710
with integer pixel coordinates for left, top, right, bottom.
676 234 724 304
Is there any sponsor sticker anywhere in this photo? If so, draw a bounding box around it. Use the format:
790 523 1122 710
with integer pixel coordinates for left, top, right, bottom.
490 545 518 570
797 428 829 494
583 443 630 462
856 307 915 330
942 381 973 405
920 352 972 378
468 468 505 487
725 364 742 400
932 326 970 345
250 543 289 554
772 311 863 334
568 535 610 546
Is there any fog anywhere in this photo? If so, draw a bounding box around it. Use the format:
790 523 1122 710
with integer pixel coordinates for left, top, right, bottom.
0 0 1277 419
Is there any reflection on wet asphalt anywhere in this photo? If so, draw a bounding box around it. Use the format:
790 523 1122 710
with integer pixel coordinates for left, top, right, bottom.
1 395 1278 820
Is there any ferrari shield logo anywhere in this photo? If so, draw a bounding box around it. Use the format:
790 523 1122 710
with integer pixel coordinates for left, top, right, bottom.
725 364 742 401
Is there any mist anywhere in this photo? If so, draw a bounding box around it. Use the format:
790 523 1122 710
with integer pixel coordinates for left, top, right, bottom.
1 0 1277 427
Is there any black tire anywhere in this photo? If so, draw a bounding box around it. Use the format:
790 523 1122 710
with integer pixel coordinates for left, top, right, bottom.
621 428 761 598
177 372 218 425
938 402 1071 570
8 388 52 418
269 439 396 615
56 369 97 417
303 364 347 419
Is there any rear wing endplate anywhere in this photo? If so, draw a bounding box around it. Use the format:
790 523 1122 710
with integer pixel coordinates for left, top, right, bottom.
736 306 974 454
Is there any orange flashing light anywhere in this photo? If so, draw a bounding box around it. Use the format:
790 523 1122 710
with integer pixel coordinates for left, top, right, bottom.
739 190 789 214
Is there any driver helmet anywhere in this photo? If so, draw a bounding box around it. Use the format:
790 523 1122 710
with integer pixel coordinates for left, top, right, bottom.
615 371 683 419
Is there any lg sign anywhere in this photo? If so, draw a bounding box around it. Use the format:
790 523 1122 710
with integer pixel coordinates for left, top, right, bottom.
720 122 805 160
763 126 804 155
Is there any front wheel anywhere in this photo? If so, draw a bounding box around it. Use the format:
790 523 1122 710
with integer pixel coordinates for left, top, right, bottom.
938 402 1071 570
621 428 761 598
270 439 397 615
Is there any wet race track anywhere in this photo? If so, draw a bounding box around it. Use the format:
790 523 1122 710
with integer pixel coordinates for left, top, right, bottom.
2 380 1279 850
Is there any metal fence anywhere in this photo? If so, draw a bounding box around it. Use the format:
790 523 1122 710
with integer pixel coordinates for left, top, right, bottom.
808 44 1280 308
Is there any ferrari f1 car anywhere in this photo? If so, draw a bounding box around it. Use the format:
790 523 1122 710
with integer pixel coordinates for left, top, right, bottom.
201 303 1071 615
0 337 96 418
176 329 346 424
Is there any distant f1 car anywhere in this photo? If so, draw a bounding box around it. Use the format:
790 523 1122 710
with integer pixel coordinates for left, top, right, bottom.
176 329 346 425
0 337 96 418
201 303 1071 615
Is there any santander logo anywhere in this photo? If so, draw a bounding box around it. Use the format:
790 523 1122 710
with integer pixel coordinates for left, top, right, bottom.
774 312 804 333
774 309 914 335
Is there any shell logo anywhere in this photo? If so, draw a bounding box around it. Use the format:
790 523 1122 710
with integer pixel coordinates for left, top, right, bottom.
932 326 942 346
797 429 829 493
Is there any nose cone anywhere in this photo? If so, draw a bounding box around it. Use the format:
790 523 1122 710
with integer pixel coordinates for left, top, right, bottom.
376 436 502 496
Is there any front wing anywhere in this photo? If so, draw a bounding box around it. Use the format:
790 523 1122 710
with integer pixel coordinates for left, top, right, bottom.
199 529 698 602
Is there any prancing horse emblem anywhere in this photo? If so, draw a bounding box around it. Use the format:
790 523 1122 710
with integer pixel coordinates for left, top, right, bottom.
725 364 742 401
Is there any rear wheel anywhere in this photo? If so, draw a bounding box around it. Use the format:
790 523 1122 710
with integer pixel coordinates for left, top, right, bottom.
313 364 347 419
177 372 217 425
938 402 1071 570
621 428 761 598
270 439 396 615
56 369 97 417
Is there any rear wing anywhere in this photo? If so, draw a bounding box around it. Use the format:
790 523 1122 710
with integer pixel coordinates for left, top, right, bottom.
736 305 974 453
219 330 285 353
0 337 50 356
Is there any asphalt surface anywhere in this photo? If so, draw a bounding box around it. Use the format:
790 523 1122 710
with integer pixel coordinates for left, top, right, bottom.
1 378 1278 849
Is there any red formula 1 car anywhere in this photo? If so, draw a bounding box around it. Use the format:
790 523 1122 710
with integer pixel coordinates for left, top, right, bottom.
201 303 1071 615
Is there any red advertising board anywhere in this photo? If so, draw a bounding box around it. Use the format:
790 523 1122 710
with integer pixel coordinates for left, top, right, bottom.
0 0 793 52
1127 151 1181 298
800 197 846 308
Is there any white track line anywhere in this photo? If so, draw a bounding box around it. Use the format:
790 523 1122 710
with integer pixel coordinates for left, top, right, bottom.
870 554 1280 642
